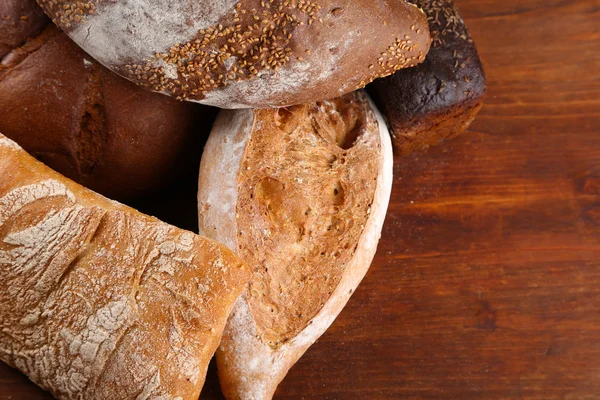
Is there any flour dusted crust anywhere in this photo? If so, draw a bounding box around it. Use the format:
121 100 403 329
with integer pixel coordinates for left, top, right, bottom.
197 91 393 398
36 0 431 108
0 134 251 400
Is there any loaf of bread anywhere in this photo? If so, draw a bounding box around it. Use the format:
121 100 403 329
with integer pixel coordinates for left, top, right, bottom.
0 133 251 400
197 91 393 399
369 0 486 155
1 0 216 200
36 0 431 108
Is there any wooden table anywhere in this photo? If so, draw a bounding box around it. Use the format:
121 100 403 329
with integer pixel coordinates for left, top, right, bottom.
2 0 600 398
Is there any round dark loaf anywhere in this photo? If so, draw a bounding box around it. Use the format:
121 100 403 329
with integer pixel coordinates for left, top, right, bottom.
0 5 215 200
369 0 486 155
36 0 432 108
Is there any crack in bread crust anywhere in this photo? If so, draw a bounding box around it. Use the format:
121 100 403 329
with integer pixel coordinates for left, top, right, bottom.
197 92 394 399
234 91 381 347
0 135 251 400
0 25 58 81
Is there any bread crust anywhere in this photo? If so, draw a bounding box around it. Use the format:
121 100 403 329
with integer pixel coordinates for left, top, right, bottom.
369 0 486 155
0 134 251 400
197 91 393 399
0 0 48 58
1 7 214 200
36 0 431 108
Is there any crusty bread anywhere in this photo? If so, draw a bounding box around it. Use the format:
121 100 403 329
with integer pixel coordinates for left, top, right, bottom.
197 90 393 399
1 0 215 200
36 0 431 108
369 0 486 155
0 133 251 400
0 0 48 58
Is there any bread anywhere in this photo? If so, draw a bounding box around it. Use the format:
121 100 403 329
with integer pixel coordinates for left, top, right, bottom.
0 133 251 400
0 0 48 58
369 0 486 155
36 0 431 108
197 90 393 399
1 1 216 200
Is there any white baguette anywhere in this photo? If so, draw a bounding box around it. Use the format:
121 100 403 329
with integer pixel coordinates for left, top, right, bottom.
0 134 251 400
197 91 393 399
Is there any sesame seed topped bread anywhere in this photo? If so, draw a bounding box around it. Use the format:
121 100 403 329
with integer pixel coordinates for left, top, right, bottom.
369 0 486 155
35 0 431 108
0 133 251 400
197 90 393 398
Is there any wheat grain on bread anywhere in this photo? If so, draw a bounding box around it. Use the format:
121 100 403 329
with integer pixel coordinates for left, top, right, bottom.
0 133 251 400
36 0 431 108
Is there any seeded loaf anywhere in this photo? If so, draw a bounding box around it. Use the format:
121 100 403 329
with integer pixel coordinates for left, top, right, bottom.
0 133 251 400
369 0 486 155
0 0 215 200
36 0 431 108
197 90 393 399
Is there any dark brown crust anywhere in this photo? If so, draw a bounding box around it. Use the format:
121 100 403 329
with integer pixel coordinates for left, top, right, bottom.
0 0 48 58
390 101 483 155
0 2 215 200
369 0 486 155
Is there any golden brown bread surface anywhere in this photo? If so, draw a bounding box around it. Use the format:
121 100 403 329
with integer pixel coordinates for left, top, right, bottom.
36 0 431 108
0 134 251 400
197 91 393 399
235 98 381 347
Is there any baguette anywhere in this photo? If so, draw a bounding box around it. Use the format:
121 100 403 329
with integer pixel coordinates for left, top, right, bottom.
197 90 393 398
36 0 431 108
0 133 251 400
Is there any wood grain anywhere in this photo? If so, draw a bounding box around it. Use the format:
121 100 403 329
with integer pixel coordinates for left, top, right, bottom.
1 0 600 398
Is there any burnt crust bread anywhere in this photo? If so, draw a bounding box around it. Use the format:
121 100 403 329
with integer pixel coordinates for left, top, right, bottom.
0 133 251 400
369 0 486 155
197 90 393 399
36 0 431 108
0 0 48 58
0 0 216 201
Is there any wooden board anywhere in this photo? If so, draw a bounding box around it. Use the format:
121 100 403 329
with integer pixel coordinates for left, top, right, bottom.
1 0 600 398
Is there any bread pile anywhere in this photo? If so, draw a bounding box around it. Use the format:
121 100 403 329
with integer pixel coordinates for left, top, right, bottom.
0 0 485 398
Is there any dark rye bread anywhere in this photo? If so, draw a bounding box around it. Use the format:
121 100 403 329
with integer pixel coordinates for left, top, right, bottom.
36 0 431 108
0 1 215 200
369 0 486 155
